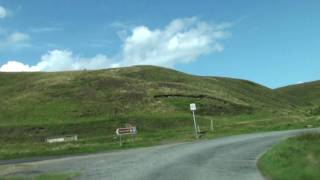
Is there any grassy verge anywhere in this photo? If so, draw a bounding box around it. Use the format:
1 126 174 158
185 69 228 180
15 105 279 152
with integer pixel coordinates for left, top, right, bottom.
258 133 320 180
1 172 78 180
0 113 318 160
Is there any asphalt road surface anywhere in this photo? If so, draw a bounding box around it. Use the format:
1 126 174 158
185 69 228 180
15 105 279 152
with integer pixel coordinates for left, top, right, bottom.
1 128 319 180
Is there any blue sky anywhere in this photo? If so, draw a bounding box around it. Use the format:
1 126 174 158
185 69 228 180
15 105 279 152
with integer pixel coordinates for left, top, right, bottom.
0 0 319 88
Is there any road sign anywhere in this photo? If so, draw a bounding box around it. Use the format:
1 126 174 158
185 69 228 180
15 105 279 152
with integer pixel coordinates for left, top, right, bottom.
46 135 78 143
116 127 137 135
116 127 137 146
190 103 198 139
190 103 197 111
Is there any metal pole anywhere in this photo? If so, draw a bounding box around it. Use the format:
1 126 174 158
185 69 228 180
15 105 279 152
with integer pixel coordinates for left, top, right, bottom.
132 134 135 144
119 135 122 146
211 119 214 132
192 110 198 139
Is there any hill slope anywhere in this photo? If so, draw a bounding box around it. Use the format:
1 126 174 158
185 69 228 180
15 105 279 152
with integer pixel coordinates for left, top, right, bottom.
0 65 313 160
276 80 320 105
0 65 299 126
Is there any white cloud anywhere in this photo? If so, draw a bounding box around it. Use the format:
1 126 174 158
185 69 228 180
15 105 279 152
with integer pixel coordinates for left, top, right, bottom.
120 17 230 67
36 50 116 71
0 17 231 72
0 50 116 72
0 6 6 19
0 61 38 72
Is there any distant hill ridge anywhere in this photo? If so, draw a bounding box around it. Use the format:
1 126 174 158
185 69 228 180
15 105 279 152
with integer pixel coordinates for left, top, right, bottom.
276 80 320 105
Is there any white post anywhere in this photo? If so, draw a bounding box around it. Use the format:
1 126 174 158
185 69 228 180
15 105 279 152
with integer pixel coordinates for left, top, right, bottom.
192 110 198 139
211 119 214 132
132 134 135 143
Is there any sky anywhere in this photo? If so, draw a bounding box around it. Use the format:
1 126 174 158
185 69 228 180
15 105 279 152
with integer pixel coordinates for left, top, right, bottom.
0 0 319 88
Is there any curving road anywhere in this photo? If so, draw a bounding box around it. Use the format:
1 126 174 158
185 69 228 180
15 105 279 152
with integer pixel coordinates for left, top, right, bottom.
1 128 319 180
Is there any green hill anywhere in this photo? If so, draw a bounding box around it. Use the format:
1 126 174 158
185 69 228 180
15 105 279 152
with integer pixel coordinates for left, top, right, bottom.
276 81 320 105
276 81 320 115
0 66 313 159
0 65 300 125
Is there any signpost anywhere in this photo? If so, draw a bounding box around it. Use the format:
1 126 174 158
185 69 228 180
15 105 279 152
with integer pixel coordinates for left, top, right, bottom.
190 103 198 139
211 119 214 132
116 127 137 146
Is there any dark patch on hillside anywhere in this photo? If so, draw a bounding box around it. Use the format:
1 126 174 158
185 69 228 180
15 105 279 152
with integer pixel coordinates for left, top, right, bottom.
154 94 254 116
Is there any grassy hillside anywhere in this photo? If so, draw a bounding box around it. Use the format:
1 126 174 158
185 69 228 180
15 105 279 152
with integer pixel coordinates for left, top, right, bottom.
0 65 314 159
0 65 300 125
277 81 320 105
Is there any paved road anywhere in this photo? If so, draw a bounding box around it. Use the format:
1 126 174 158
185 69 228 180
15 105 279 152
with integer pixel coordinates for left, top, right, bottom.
1 128 319 180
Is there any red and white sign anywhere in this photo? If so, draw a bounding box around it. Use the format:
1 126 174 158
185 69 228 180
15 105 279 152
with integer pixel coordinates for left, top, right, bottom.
116 127 137 135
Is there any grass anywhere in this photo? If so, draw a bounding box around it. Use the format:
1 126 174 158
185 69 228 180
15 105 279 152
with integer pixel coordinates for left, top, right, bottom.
1 172 78 180
0 65 317 161
258 133 320 180
276 80 320 105
0 112 317 160
0 66 300 126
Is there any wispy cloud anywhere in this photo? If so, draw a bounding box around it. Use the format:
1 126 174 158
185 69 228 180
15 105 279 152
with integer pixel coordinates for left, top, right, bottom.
0 32 30 48
0 27 7 35
109 21 137 30
0 17 232 72
6 32 29 43
0 6 7 19
30 27 62 33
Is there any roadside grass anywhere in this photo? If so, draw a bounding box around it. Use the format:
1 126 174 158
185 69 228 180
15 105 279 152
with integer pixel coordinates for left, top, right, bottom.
1 172 78 180
0 112 318 160
258 133 320 180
